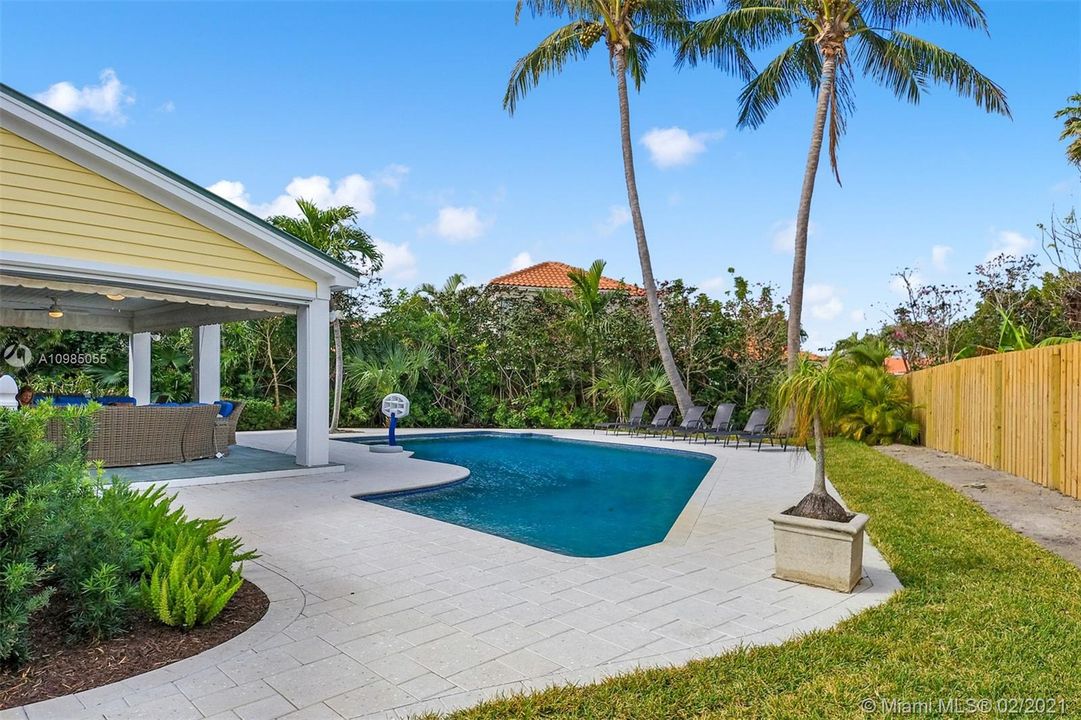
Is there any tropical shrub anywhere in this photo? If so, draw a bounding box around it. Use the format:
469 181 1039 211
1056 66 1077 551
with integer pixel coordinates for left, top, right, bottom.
141 520 256 630
0 405 258 664
0 561 52 666
835 365 920 445
0 404 101 661
46 481 142 639
832 339 920 446
236 399 296 431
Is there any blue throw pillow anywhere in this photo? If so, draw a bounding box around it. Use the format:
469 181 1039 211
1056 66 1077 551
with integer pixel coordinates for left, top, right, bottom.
215 401 234 418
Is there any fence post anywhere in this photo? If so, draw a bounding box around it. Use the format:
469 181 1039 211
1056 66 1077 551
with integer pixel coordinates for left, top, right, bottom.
1050 347 1063 492
993 356 1004 468
951 363 962 455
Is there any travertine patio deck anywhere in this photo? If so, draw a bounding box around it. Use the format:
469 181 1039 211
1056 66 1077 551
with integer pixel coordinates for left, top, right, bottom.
9 429 901 720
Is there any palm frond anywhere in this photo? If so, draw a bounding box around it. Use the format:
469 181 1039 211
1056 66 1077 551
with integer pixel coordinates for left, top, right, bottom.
680 6 794 65
859 0 989 32
504 20 597 115
624 33 657 89
885 31 1010 117
514 0 581 23
852 27 925 104
826 58 856 184
1055 93 1081 167
736 38 817 129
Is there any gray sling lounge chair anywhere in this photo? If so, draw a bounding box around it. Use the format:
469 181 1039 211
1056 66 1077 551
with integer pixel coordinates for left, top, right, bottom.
662 405 708 440
595 400 648 434
635 404 675 435
693 403 736 443
724 408 771 447
738 411 794 451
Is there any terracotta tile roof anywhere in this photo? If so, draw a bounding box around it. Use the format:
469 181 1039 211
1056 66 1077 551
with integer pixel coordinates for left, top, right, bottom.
884 356 910 375
489 261 643 295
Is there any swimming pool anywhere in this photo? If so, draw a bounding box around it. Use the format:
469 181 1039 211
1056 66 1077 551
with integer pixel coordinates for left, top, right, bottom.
356 433 715 557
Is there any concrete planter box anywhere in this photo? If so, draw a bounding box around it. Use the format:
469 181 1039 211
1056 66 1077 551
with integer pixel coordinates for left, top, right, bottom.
769 510 870 592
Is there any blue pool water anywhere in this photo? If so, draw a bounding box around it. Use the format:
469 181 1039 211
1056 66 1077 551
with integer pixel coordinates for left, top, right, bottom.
359 433 715 557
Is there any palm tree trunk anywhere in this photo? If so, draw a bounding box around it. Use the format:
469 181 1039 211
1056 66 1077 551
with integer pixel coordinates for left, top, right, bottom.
613 46 693 415
786 54 837 374
812 410 827 496
330 315 344 432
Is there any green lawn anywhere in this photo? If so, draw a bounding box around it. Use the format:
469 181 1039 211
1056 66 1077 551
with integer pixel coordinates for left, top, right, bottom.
424 440 1081 719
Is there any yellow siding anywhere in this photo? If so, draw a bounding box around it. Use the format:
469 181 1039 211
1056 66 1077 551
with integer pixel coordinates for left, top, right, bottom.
0 128 315 292
908 342 1081 500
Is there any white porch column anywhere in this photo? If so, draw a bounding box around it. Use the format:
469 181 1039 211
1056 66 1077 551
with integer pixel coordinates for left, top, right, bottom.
128 332 152 405
192 324 222 403
296 298 330 466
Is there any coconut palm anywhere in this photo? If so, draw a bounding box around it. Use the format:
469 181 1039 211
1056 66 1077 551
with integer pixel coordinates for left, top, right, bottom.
504 0 708 415
1056 93 1081 168
681 0 1010 375
544 260 614 406
269 199 383 432
774 355 849 520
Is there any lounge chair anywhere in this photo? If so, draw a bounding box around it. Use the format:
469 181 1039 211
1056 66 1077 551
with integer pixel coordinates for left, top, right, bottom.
738 411 794 451
661 405 708 440
723 408 771 447
692 403 736 443
635 404 675 435
595 400 648 434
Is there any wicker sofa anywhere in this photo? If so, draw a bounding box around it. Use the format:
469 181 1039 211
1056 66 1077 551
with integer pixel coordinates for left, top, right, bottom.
46 403 244 467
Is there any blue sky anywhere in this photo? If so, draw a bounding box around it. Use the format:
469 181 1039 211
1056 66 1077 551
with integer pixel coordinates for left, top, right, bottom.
2 1 1078 350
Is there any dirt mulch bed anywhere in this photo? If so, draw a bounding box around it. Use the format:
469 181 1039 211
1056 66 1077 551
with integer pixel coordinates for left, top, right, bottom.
0 579 269 710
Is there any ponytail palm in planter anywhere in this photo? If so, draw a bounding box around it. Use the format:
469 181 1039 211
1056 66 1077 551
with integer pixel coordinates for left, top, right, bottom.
771 356 868 592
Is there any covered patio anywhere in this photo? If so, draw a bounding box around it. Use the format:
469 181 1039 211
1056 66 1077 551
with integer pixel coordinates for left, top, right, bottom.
0 84 359 467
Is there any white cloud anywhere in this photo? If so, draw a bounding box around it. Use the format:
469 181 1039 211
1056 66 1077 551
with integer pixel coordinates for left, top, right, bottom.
985 230 1035 262
640 127 724 168
429 206 489 242
206 180 251 209
207 174 377 218
771 219 817 254
596 205 630 235
158 100 175 113
374 239 417 281
377 164 410 191
508 252 534 272
805 284 843 320
34 68 134 124
931 244 953 272
698 275 730 297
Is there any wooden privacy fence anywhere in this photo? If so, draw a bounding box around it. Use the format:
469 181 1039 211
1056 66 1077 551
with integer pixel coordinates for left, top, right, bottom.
907 342 1081 500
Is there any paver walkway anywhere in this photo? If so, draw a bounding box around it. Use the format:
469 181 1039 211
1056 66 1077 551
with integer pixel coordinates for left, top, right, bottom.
10 430 901 720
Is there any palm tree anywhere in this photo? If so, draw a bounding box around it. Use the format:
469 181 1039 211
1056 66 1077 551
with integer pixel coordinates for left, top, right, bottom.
1056 93 1081 168
345 341 433 424
588 363 672 419
419 273 468 300
269 199 383 432
504 0 702 415
681 0 1010 375
774 355 849 520
544 260 613 407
